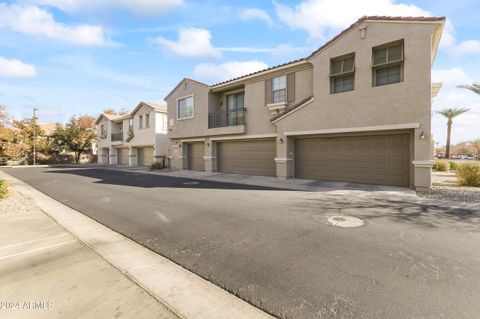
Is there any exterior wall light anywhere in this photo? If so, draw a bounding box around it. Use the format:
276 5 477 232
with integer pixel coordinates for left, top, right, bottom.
206 142 210 147
420 131 425 139
279 138 284 144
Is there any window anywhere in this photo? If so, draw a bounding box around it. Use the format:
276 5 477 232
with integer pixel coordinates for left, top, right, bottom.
139 115 143 129
372 41 404 86
100 123 107 138
226 93 245 126
177 96 194 119
128 119 133 133
145 114 150 128
162 115 168 132
330 54 355 94
272 75 287 103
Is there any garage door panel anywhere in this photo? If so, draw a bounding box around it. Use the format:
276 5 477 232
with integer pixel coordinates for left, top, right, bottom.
138 147 154 166
218 140 275 176
295 133 410 186
188 143 204 171
118 148 129 165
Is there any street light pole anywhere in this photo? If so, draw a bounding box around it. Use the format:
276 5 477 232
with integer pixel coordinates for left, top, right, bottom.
33 108 38 166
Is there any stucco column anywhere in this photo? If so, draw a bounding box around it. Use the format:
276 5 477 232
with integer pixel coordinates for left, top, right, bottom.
169 141 187 170
129 147 137 166
275 133 293 180
204 139 216 172
412 127 433 190
109 147 117 165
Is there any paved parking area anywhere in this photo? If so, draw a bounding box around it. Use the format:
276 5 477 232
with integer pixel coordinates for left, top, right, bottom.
3 166 480 319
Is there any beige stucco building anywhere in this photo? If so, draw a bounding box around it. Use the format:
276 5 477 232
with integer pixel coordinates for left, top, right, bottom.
165 16 446 190
96 102 169 166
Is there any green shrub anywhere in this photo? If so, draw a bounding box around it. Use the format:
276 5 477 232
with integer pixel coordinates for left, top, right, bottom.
449 161 459 171
0 180 9 199
456 162 480 187
150 161 164 170
435 161 450 171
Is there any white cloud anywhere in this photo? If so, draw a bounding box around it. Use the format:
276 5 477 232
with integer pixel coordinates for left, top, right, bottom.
452 40 480 54
23 0 184 15
432 68 473 88
431 68 480 144
239 8 273 26
193 60 269 82
121 0 184 15
0 3 107 46
0 56 37 78
218 44 311 55
274 0 430 39
155 28 222 59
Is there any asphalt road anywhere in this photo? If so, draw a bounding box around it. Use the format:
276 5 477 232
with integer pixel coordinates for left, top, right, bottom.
4 166 480 319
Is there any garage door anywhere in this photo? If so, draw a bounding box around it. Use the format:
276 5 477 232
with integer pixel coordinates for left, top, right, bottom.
217 139 276 176
188 143 204 171
117 148 129 165
137 147 154 167
295 133 410 186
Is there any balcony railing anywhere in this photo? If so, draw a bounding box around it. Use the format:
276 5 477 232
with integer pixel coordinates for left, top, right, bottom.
208 108 246 129
111 132 123 142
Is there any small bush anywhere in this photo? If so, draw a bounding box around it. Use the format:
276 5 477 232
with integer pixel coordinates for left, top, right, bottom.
0 180 9 199
449 161 459 171
435 161 450 171
150 161 164 170
456 162 480 187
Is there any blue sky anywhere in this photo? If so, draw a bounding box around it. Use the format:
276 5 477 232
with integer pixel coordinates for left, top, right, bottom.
0 0 479 144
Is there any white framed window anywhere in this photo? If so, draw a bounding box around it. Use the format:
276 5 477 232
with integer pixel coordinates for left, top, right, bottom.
162 115 168 132
139 115 143 129
100 123 107 138
272 75 287 103
145 114 150 128
330 54 355 94
177 95 194 119
128 119 133 133
372 41 404 87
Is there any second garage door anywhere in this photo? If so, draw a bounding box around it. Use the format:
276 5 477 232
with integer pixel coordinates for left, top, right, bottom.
117 148 129 165
295 133 410 186
217 139 276 176
137 147 154 167
188 143 204 171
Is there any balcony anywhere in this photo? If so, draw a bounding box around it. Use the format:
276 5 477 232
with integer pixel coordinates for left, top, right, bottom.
208 108 246 129
111 132 123 142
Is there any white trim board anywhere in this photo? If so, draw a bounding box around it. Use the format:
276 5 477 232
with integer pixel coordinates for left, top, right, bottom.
210 134 277 141
284 123 420 136
179 138 206 143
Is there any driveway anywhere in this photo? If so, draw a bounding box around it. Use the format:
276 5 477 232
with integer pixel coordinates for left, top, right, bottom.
3 166 480 319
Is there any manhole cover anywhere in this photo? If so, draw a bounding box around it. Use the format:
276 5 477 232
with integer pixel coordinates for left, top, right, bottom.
327 215 364 228
182 181 200 185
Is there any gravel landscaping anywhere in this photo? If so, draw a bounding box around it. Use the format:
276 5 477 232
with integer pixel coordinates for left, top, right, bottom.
0 186 38 215
417 171 480 203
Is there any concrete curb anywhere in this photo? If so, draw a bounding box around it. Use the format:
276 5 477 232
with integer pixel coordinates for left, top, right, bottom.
0 170 275 319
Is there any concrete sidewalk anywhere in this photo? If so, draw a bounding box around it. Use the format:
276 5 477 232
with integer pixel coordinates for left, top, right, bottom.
99 165 418 200
0 185 178 319
0 170 275 319
96 165 480 209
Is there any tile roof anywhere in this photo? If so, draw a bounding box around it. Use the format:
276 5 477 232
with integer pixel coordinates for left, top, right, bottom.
211 16 445 88
141 101 167 112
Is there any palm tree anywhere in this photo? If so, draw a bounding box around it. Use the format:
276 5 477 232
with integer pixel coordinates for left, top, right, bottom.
435 107 470 158
458 83 480 96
